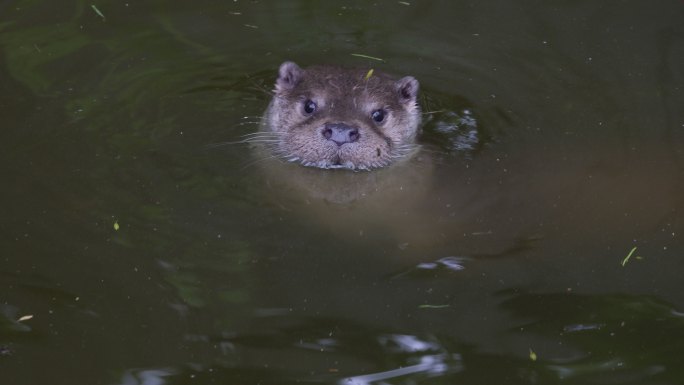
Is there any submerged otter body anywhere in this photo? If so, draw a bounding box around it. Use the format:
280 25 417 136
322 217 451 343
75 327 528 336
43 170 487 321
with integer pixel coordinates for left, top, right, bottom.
264 61 422 170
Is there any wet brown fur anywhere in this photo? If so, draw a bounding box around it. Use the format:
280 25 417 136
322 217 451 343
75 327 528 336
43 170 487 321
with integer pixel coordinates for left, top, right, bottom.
264 62 421 170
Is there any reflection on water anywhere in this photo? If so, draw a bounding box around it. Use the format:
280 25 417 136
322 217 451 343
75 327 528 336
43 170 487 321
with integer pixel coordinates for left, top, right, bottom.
112 317 465 385
107 290 684 384
422 108 483 156
120 368 177 385
1 1 684 385
339 334 463 385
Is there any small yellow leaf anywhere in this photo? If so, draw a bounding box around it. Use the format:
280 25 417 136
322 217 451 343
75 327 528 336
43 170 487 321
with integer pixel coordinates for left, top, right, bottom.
529 348 537 361
18 315 34 322
114 221 120 231
365 69 374 81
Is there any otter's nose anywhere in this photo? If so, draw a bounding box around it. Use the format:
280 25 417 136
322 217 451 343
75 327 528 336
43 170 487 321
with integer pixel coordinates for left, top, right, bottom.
322 123 360 146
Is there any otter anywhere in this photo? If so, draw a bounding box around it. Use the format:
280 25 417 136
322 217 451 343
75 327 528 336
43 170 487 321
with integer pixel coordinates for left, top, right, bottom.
263 61 422 171
250 61 431 227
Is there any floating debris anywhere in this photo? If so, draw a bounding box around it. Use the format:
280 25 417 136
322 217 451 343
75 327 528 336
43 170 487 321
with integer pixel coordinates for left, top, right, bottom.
529 348 537 362
91 4 106 21
418 304 450 309
351 53 385 62
18 315 33 322
113 220 120 231
621 246 638 267
365 69 374 81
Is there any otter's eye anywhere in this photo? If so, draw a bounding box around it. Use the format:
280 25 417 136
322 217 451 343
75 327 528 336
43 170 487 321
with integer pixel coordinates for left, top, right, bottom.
303 99 317 114
371 109 386 123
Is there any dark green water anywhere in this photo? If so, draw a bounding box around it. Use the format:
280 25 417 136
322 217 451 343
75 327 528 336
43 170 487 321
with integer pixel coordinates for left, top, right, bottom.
1 1 683 384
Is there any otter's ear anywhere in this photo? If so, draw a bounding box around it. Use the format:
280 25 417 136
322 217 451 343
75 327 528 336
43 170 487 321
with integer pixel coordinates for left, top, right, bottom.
276 61 303 93
396 76 419 105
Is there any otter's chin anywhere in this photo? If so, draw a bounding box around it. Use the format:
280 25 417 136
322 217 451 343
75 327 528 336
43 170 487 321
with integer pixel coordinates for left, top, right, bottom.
295 146 388 171
301 156 372 171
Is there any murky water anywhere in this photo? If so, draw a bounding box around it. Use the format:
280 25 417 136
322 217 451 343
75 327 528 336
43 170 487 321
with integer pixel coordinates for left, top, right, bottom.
1 1 683 384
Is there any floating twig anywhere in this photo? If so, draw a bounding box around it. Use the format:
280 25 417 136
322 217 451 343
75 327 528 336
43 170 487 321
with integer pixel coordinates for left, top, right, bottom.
351 53 385 62
91 5 106 21
621 246 637 267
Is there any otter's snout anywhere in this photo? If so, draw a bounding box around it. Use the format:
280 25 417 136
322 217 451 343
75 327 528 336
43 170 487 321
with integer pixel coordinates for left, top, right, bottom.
322 123 359 146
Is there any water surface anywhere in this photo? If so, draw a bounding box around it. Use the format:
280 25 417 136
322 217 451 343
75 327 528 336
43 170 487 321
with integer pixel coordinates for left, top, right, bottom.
1 1 683 384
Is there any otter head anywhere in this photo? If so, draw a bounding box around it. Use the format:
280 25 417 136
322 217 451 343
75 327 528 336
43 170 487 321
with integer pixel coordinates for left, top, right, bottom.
265 61 421 170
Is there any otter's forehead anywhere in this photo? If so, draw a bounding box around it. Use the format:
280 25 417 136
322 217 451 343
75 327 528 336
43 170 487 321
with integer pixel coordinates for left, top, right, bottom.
295 67 400 107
